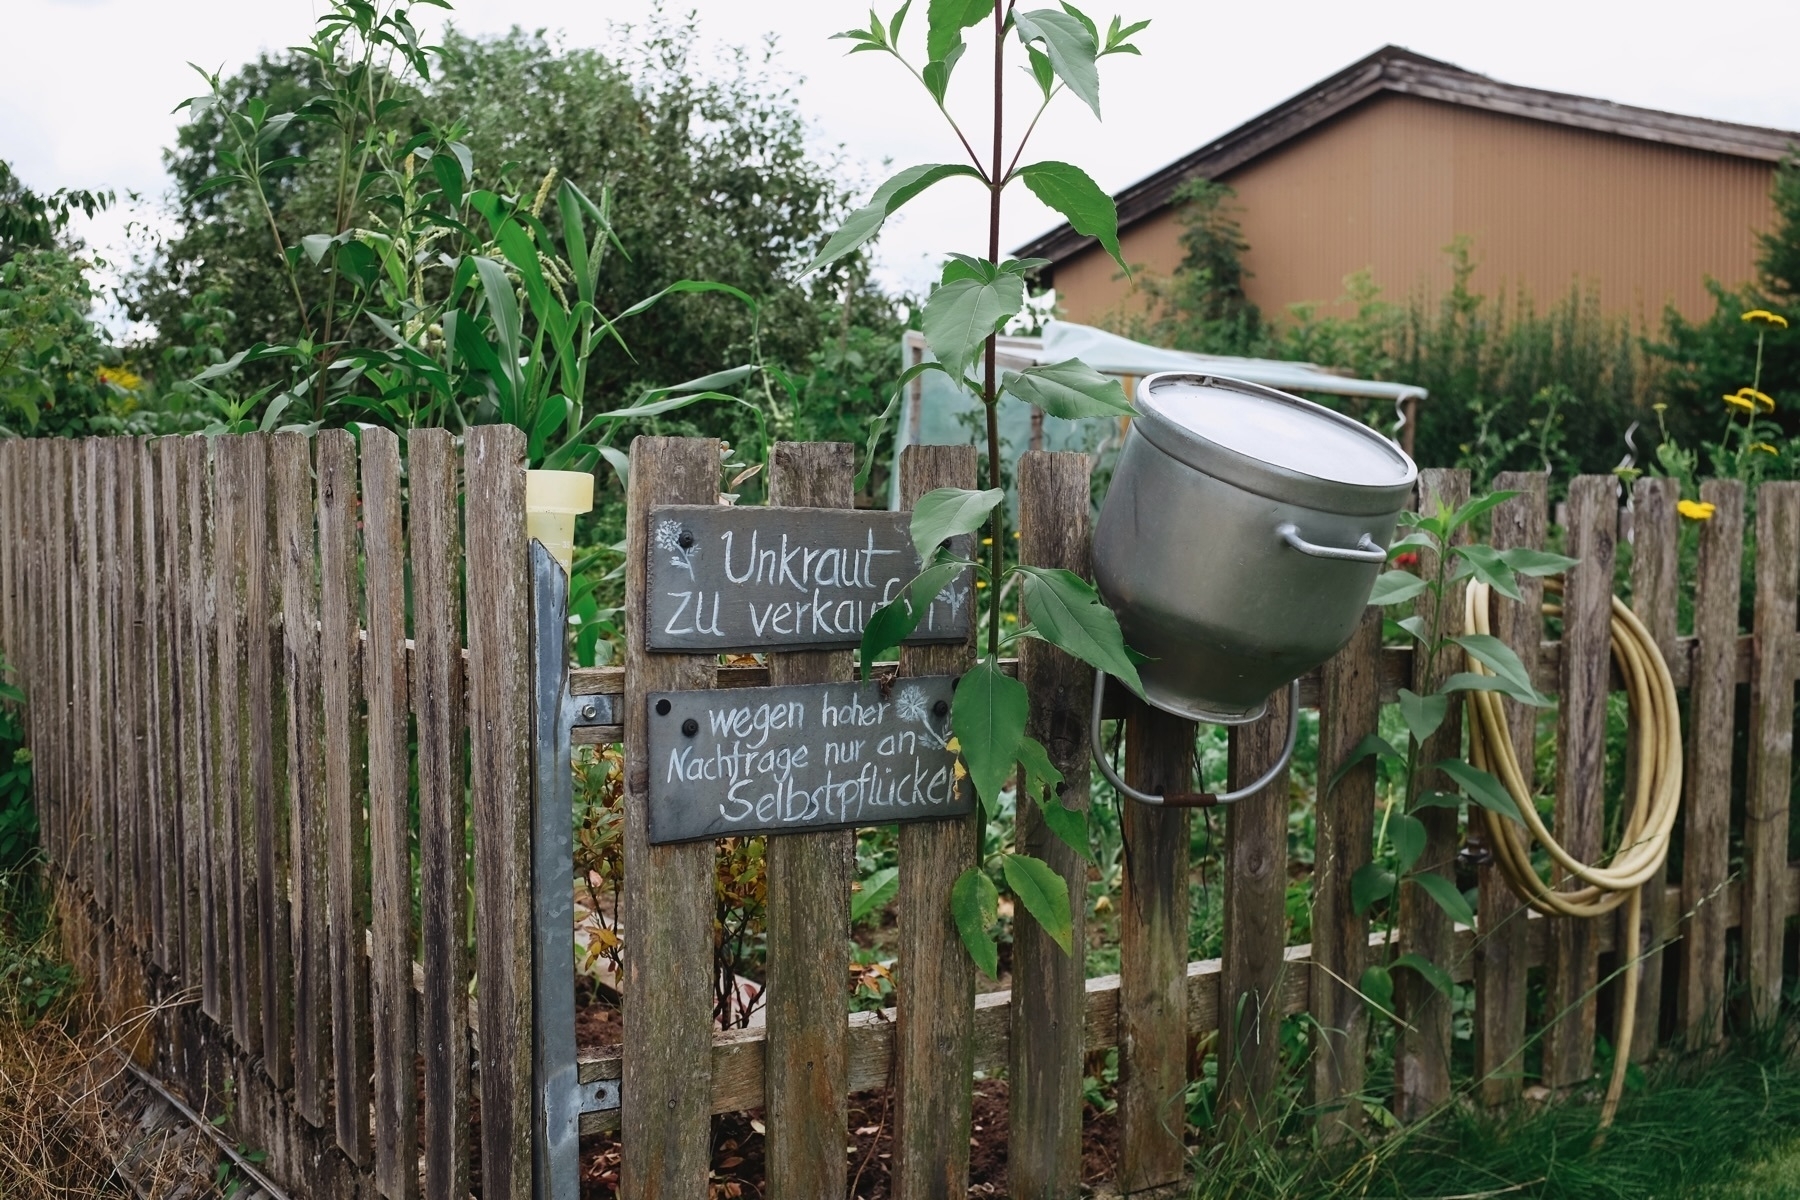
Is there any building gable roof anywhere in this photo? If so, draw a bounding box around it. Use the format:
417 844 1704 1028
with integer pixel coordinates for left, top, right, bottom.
1016 45 1800 269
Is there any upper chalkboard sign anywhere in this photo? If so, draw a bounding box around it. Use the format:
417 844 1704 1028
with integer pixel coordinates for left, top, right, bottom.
644 505 972 651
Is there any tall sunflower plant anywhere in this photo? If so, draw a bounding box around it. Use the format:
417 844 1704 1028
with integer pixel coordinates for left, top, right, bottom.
810 0 1148 974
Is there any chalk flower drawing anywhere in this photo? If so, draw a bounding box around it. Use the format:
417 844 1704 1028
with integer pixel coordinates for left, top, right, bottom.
896 684 951 749
655 519 698 578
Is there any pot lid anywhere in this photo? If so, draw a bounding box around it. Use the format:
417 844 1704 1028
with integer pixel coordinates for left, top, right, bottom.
1134 373 1416 513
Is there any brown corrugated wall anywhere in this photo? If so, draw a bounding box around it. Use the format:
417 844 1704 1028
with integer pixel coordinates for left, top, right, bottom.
1054 93 1783 328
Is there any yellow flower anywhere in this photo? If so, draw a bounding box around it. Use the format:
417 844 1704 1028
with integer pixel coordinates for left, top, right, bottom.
1743 309 1789 329
975 580 987 589
1652 402 1668 412
1679 499 1717 521
97 364 143 391
980 537 993 545
1738 386 1776 411
1724 392 1757 413
1753 442 1779 455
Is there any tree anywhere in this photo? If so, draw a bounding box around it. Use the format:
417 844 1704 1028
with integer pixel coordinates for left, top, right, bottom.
1126 177 1268 354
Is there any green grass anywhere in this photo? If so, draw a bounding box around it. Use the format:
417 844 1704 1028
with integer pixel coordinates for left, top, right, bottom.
1190 1021 1800 1199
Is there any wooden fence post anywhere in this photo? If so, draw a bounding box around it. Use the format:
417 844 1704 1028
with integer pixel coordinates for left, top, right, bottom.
763 441 856 1198
466 424 534 1200
1118 700 1191 1189
185 435 220 1023
1624 477 1679 1061
1010 450 1094 1196
892 442 980 1200
621 435 722 1200
1473 473 1546 1105
1394 467 1468 1122
361 427 416 1190
1311 604 1380 1137
1681 479 1743 1045
159 437 192 992
1745 481 1799 1023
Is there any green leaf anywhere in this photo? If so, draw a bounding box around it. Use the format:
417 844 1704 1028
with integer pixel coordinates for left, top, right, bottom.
1360 964 1395 1017
1391 813 1427 873
1453 544 1523 602
1016 161 1123 273
852 866 900 924
952 657 1030 812
910 486 1005 558
951 867 1000 979
1038 799 1095 865
1439 671 1549 708
1392 951 1456 997
470 254 524 403
921 42 965 103
927 0 995 63
1411 790 1463 811
1013 565 1143 694
1397 688 1448 746
888 0 913 43
922 272 1025 381
1410 873 1475 927
805 163 984 276
1000 358 1134 419
1396 614 1430 645
1448 490 1518 533
859 556 973 675
1351 863 1396 915
1012 10 1101 117
1388 529 1437 556
1449 634 1547 704
1026 44 1055 97
1002 852 1073 954
1016 733 1064 796
1434 758 1523 823
1498 547 1579 577
1368 570 1428 606
1326 732 1403 793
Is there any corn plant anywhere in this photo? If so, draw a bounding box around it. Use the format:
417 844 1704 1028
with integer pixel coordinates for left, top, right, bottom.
822 0 1148 974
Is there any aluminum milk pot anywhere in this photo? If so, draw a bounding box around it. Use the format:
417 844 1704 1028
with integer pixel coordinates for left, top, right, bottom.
1094 373 1418 725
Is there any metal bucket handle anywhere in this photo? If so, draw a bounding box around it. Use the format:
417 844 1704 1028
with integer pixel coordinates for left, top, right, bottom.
1277 522 1389 563
1089 673 1300 807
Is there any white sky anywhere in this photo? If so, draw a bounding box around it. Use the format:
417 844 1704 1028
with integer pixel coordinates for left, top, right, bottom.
8 0 1800 304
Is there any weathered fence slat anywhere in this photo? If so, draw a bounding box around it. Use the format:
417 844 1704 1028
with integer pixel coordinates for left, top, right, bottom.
213 436 257 1050
1394 467 1469 1121
1625 477 1679 1061
465 425 533 1200
1311 603 1380 1135
621 435 722 1200
358 426 415 1194
139 440 171 972
158 436 191 988
117 440 145 960
891 443 980 1200
412 429 471 1198
322 429 372 1165
1543 476 1616 1089
46 443 69 877
762 442 856 1199
244 435 291 1085
1681 479 1743 1045
274 432 332 1129
186 436 221 1022
1474 473 1546 1104
1118 699 1192 1190
1745 481 1798 1022
1009 450 1094 1193
1222 687 1293 1131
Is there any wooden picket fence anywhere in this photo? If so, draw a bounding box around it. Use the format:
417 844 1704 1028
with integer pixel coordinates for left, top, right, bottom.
1 428 1797 1199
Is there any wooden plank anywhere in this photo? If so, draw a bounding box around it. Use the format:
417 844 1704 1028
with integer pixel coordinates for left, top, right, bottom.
1624 477 1679 1062
1118 697 1192 1189
96 439 118 945
361 426 416 1194
466 426 533 1200
762 441 855 1200
1394 467 1469 1122
0 441 12 694
1680 479 1743 1046
1221 682 1294 1132
160 436 193 989
274 432 331 1129
118 440 145 953
1309 603 1381 1137
186 435 222 1022
322 429 372 1165
891 443 980 1200
243 434 291 1086
213 436 259 1050
621 435 722 1200
411 429 470 1199
43 443 67 874
577 871 1800 1130
1473 473 1546 1105
1745 481 1799 1023
1008 451 1093 1195
138 440 171 971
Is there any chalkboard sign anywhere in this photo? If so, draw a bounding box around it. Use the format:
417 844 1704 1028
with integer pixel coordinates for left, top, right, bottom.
645 676 971 843
644 505 972 651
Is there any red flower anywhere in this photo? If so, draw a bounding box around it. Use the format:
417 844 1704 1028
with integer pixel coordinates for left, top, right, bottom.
1393 551 1419 569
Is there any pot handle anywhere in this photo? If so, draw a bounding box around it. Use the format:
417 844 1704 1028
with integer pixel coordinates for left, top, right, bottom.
1277 522 1389 564
1089 674 1299 808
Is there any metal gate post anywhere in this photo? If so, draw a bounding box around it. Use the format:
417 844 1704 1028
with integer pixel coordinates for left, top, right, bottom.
531 539 618 1200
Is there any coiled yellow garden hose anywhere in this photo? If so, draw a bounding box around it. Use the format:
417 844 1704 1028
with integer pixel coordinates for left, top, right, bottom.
1460 577 1684 1129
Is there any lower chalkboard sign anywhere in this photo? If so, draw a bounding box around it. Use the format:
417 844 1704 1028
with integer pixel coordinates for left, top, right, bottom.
646 676 972 843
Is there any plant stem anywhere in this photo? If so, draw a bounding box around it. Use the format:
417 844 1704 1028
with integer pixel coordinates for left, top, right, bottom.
983 0 1007 660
